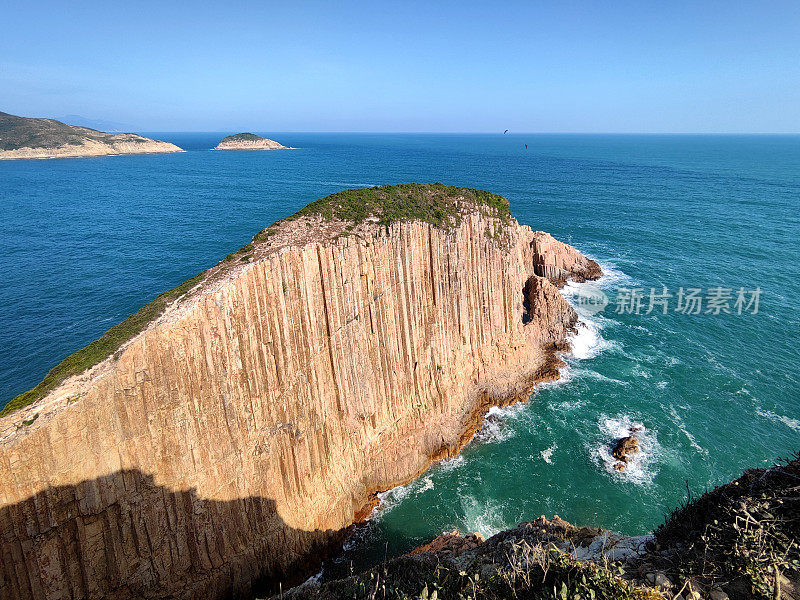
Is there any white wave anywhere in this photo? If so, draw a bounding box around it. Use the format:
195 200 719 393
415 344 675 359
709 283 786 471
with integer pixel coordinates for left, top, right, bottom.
591 415 660 485
374 474 435 517
656 381 668 389
561 262 630 361
668 405 708 455
577 369 629 385
593 260 635 289
756 409 800 431
458 495 509 538
439 454 465 472
567 318 610 360
475 405 523 443
540 443 557 464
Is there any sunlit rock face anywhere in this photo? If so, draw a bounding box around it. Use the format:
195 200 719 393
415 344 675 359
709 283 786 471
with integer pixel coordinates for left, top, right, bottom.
0 196 599 600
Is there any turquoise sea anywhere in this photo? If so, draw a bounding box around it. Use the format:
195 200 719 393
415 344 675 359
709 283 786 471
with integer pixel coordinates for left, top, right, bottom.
1 133 799 577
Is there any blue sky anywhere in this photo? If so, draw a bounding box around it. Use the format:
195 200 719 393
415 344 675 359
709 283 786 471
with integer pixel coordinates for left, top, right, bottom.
1 1 799 132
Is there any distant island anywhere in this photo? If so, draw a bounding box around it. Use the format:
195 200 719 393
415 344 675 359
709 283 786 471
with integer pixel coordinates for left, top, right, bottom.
0 111 183 160
213 132 288 151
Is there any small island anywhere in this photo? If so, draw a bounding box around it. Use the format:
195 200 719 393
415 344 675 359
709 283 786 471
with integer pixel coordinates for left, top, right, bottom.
213 132 288 151
0 111 183 159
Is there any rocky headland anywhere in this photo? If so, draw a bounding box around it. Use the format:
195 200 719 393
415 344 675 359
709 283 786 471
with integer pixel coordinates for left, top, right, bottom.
214 132 288 150
0 111 183 159
0 183 600 600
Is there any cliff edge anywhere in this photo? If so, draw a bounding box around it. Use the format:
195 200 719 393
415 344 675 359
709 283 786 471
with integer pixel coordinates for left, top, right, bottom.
279 455 800 600
0 112 183 159
214 133 288 150
0 183 600 600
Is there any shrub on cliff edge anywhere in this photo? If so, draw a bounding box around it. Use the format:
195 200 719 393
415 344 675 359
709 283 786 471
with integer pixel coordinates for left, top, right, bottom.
287 183 512 228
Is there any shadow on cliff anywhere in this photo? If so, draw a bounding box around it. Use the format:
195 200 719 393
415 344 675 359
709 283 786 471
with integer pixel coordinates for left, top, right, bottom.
0 469 347 600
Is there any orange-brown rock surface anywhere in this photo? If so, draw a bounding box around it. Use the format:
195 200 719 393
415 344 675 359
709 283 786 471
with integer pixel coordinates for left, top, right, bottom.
0 190 599 600
612 435 640 471
531 230 602 286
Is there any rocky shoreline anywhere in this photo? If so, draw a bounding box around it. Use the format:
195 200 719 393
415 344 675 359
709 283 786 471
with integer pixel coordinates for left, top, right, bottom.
0 137 183 159
274 455 800 600
213 132 288 150
0 112 183 159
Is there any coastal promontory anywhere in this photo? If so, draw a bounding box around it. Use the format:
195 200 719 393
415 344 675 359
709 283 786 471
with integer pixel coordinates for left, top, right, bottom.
214 132 288 150
0 111 183 159
0 184 600 600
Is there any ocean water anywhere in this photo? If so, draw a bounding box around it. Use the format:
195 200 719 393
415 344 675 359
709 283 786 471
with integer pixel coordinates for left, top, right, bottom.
1 133 799 575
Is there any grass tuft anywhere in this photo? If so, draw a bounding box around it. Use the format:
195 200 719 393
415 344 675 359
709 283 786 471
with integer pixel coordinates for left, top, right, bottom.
0 272 205 417
655 454 800 599
1 184 513 418
285 183 512 228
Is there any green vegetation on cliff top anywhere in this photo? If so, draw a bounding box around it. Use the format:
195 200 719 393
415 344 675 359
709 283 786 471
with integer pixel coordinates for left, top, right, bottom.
1 184 511 417
220 132 264 142
284 182 512 228
0 111 148 151
0 272 205 417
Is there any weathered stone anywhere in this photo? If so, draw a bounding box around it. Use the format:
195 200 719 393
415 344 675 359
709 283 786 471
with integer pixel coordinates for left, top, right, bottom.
531 230 603 285
612 436 640 461
654 572 673 590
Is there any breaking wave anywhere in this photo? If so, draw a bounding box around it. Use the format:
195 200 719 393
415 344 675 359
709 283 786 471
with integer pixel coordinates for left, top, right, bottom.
591 415 661 485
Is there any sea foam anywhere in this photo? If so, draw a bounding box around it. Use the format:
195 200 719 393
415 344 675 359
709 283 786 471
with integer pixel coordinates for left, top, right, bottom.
591 415 660 485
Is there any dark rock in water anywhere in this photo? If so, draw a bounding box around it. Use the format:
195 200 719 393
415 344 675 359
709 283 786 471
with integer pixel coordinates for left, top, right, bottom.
612 436 639 460
612 436 640 471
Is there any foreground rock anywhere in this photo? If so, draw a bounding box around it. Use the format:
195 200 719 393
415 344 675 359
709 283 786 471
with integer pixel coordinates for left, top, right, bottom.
280 516 657 600
0 111 183 159
275 456 800 600
0 184 599 600
214 132 288 150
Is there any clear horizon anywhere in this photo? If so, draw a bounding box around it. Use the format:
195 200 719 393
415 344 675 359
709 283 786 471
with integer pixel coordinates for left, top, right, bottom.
2 1 799 134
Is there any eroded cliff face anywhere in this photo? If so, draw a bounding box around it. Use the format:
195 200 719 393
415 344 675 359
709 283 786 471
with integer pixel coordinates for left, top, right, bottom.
531 231 602 285
0 204 599 600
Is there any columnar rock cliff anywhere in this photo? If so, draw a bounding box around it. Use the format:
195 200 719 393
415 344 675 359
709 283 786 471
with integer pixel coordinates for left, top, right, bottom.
0 185 599 600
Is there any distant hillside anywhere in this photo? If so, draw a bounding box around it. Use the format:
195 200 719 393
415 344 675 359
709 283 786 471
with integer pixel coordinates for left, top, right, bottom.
214 132 288 150
0 112 183 159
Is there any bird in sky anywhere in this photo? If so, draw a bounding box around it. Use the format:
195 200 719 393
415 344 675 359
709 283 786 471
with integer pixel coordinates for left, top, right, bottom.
503 129 508 134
